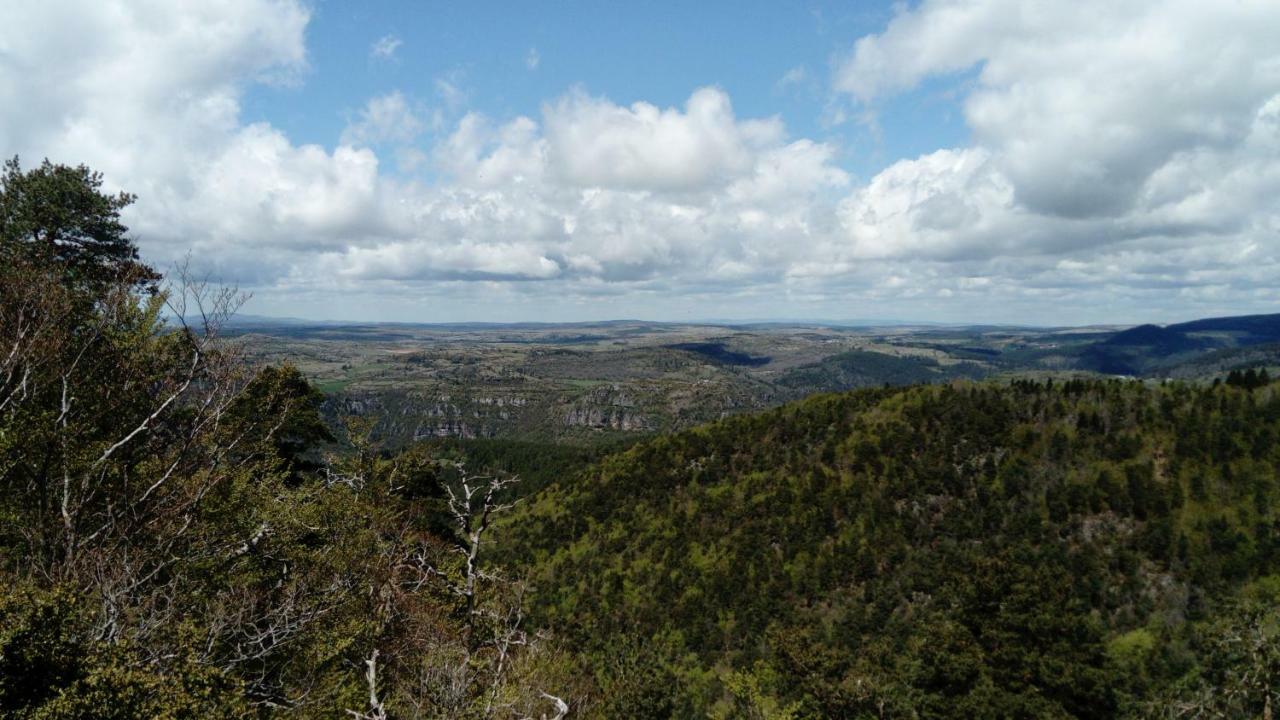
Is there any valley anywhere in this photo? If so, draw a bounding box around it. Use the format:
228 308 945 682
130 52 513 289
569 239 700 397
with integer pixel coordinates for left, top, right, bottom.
236 314 1280 446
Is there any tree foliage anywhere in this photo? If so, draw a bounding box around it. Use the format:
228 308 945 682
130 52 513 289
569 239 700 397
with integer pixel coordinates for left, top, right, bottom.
0 160 570 718
0 157 159 292
504 377 1280 717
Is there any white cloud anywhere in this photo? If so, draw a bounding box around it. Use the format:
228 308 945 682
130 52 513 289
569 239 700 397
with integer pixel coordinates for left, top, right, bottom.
433 113 547 187
819 0 1280 318
307 86 849 292
370 34 401 60
776 66 808 93
542 87 786 192
341 91 425 147
525 47 540 71
836 147 1010 261
187 124 389 248
434 73 468 112
0 0 392 278
836 0 1280 221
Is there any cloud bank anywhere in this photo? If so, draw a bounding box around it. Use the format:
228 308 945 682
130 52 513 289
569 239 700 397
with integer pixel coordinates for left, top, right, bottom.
2 0 1278 322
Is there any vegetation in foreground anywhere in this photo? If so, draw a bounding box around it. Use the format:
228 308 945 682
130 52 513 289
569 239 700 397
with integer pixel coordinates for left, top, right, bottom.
0 158 578 718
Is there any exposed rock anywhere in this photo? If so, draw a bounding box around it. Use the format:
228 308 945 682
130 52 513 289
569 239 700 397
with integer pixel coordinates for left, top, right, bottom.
564 406 651 431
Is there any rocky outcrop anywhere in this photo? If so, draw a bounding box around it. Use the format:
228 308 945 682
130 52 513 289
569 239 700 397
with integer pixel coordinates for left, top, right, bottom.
412 419 493 440
564 406 650 431
476 396 528 407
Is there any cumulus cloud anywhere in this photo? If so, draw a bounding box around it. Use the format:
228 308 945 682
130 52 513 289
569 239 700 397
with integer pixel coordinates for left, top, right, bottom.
294 87 851 296
835 0 1280 224
354 87 849 289
816 0 1280 319
2 0 1279 322
0 0 403 281
542 87 786 192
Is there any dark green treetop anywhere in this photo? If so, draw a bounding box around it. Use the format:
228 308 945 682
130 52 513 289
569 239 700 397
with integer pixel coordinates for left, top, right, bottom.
0 156 160 292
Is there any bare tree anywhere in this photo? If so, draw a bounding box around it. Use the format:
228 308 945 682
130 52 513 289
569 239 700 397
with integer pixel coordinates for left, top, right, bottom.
0 257 366 709
348 649 389 720
1148 601 1280 719
357 463 570 719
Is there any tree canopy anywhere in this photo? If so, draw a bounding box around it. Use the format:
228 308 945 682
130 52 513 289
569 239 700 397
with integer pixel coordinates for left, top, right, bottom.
0 160 574 718
0 157 159 292
504 377 1280 717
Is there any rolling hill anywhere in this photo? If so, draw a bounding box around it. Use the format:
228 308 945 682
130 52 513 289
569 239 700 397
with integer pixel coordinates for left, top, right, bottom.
1077 313 1280 375
502 378 1280 718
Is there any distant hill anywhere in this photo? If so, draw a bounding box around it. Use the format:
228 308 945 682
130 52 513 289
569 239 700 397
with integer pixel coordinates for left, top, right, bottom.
221 313 339 327
777 348 989 390
1104 323 1205 350
1077 312 1280 375
1175 312 1280 336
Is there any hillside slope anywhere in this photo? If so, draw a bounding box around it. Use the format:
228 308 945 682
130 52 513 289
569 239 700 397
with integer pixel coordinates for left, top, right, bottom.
504 379 1280 718
1078 313 1280 375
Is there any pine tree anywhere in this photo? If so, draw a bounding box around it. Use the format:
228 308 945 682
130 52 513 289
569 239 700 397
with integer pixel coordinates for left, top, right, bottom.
0 156 159 293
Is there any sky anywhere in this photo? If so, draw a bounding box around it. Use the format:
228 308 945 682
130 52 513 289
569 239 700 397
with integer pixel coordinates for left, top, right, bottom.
2 1 1279 325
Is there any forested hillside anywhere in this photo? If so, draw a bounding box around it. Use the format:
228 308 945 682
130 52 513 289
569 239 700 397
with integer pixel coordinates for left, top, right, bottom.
0 159 577 719
504 379 1280 718
1078 313 1280 376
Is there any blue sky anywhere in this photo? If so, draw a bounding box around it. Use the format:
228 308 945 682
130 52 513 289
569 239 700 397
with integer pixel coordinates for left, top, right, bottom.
4 0 1280 324
244 1 969 185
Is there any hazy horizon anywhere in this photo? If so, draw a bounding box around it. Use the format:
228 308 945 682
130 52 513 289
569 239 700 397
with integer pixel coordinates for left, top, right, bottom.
227 308 1270 332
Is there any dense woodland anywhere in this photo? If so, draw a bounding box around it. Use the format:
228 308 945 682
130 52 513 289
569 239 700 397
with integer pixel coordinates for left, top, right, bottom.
3 159 1279 718
504 378 1280 718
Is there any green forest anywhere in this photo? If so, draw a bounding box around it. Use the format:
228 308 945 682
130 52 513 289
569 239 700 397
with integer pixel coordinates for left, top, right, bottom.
3 159 1279 718
504 380 1280 717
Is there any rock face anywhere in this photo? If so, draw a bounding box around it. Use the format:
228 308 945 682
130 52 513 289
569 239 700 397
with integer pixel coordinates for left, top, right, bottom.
476 396 528 407
563 406 650 431
562 384 651 431
329 392 521 440
412 420 489 440
334 396 384 416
